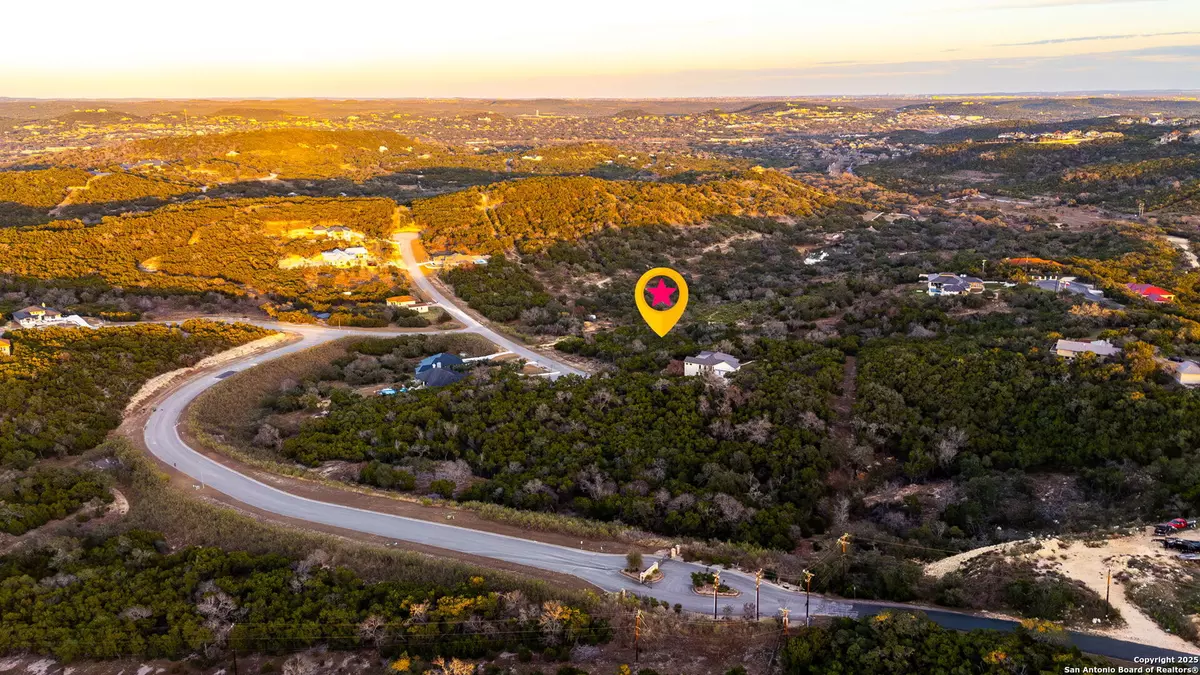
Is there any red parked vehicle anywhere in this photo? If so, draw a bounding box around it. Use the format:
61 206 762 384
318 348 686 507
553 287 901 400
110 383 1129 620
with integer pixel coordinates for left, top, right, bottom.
1153 519 1195 536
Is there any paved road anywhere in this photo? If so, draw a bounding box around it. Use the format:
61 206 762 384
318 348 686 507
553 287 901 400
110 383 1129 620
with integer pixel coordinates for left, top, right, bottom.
392 231 586 378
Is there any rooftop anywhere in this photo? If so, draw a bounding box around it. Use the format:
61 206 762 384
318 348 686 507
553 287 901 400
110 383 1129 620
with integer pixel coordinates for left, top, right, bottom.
684 351 741 368
1056 339 1120 357
416 368 465 387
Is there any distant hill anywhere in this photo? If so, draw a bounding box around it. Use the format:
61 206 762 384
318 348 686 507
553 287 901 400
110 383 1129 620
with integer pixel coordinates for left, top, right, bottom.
731 100 858 115
610 109 653 119
52 110 144 125
39 130 749 188
410 170 833 254
862 122 1200 212
897 96 1200 121
208 107 297 121
0 196 396 302
51 129 466 182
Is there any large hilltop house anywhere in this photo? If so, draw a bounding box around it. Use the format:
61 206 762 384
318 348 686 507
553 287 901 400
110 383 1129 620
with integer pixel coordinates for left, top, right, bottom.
13 305 62 328
319 246 371 267
683 351 742 379
279 246 373 270
1126 283 1175 304
923 273 984 296
11 305 95 330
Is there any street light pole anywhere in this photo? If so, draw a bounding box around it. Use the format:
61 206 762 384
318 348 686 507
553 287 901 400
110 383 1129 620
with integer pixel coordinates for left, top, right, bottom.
803 569 815 627
755 569 763 621
838 533 851 583
713 570 720 620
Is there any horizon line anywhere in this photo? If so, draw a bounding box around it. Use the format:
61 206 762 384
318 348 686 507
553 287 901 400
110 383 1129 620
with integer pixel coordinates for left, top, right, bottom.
3 88 1200 103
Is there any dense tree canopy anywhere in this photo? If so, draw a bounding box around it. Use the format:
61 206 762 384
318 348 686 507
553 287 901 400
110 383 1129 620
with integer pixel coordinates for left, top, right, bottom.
782 613 1095 674
855 338 1200 520
282 338 844 547
443 257 561 326
0 530 607 662
411 171 833 255
0 168 92 226
0 467 112 535
0 197 397 305
0 320 271 468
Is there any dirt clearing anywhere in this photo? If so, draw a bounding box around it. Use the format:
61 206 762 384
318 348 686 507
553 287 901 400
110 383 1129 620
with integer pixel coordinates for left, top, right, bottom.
927 530 1200 654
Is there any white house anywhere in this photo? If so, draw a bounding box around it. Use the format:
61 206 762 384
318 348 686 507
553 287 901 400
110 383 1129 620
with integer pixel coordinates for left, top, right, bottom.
320 247 370 267
683 351 742 378
1055 339 1120 360
924 273 984 296
1174 360 1200 386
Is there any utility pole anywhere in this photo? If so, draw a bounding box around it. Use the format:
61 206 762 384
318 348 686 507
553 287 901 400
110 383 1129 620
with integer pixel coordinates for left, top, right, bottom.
1105 568 1112 620
803 569 815 627
634 609 641 664
712 570 721 620
755 569 763 621
838 533 852 583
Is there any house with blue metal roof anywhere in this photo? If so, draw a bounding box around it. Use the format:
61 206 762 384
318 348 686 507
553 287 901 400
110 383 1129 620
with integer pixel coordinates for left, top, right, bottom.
416 368 465 387
416 352 464 374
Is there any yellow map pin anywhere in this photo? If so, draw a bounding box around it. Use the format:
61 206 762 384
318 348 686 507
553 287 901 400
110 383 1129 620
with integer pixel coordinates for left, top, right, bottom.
635 267 688 337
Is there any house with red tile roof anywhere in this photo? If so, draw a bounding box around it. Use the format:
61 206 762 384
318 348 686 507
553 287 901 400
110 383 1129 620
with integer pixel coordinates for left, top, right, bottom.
1126 283 1175 304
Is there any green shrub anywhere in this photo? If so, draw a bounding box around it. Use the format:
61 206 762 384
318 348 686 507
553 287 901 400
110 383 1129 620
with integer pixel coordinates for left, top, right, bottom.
430 479 456 498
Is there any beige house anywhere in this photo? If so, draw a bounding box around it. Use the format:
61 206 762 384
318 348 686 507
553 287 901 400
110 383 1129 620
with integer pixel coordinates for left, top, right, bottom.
0 338 10 357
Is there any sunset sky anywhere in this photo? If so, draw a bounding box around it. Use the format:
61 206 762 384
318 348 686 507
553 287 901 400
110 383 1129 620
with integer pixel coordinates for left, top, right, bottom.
5 0 1199 97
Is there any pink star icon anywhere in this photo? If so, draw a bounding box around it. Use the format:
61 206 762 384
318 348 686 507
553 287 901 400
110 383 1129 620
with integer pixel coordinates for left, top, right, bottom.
645 278 677 308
